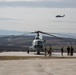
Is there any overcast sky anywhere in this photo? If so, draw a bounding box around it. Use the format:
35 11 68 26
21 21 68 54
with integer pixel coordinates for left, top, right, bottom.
0 0 76 33
0 0 76 8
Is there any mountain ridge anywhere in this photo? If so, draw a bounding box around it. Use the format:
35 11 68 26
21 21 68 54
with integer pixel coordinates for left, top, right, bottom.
0 29 76 39
0 29 25 35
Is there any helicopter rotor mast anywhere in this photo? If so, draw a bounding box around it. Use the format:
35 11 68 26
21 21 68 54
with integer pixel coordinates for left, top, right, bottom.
31 31 41 39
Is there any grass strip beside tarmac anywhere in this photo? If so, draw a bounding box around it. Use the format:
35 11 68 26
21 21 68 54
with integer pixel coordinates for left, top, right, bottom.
0 56 76 60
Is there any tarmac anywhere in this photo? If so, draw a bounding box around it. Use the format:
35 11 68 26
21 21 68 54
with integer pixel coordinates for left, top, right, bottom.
0 52 76 75
0 51 76 57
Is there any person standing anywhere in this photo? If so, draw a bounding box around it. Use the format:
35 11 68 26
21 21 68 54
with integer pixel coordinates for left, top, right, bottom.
70 46 74 56
61 47 63 56
27 50 29 54
49 46 52 56
45 47 47 56
67 46 70 56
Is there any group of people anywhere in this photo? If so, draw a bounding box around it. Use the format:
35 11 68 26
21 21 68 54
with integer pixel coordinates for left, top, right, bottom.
61 46 74 56
45 46 52 56
45 45 74 57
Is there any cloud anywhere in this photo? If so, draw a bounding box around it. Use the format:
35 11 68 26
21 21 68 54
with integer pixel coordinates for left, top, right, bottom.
0 0 62 1
0 17 20 21
0 0 76 8
0 0 74 2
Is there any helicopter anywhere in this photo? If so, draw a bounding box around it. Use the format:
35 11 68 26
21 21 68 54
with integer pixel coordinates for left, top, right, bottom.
56 14 65 18
29 31 63 54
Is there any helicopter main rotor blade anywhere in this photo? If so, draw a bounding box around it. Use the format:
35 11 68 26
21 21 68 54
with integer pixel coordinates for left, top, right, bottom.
31 31 42 33
35 31 63 40
31 30 65 41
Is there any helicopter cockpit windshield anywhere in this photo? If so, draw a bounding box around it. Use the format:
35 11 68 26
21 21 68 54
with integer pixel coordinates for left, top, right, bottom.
38 41 42 45
33 40 43 48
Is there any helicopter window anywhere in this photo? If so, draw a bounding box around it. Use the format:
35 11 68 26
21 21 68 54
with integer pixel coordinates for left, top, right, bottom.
34 45 42 48
34 41 43 48
37 41 42 45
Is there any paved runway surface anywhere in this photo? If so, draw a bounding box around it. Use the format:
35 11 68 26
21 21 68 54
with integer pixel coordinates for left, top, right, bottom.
0 52 76 75
0 59 76 75
0 52 76 57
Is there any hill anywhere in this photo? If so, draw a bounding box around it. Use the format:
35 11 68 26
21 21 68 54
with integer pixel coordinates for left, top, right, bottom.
0 35 76 52
0 29 25 35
